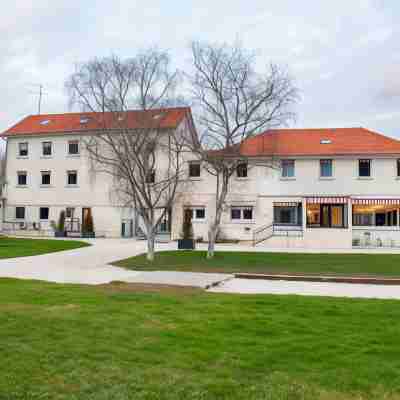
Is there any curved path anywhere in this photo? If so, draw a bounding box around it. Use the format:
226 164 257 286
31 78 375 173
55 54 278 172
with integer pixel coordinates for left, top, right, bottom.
0 238 231 287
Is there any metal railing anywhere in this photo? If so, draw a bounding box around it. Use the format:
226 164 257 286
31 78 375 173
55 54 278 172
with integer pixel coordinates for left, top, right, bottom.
65 218 81 233
352 228 400 248
252 223 303 246
252 223 274 246
2 221 49 234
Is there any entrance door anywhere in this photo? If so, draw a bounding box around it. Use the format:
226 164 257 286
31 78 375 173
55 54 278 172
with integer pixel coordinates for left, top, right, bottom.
82 208 90 231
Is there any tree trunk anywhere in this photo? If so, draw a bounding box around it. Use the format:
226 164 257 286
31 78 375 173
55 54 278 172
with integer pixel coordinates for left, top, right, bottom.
146 232 155 262
207 225 217 259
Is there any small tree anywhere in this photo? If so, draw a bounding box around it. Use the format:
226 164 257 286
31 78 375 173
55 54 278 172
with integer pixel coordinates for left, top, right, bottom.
188 41 299 258
181 209 194 240
57 210 66 232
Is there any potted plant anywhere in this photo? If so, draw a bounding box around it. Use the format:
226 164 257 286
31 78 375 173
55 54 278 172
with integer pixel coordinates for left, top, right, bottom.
82 209 95 238
178 209 195 250
54 211 66 237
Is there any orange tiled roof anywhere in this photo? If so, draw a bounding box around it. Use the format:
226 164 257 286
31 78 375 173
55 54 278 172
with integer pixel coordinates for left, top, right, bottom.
2 107 191 137
237 128 400 156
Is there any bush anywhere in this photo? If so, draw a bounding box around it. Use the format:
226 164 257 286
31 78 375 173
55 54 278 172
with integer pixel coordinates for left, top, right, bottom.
57 211 66 232
181 209 193 240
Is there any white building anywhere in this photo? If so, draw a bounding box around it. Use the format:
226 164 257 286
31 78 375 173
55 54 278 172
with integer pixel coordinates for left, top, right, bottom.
1 107 195 238
2 109 400 250
174 127 400 249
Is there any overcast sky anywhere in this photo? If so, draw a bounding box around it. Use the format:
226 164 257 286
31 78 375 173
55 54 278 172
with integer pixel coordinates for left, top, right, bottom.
1 1 399 137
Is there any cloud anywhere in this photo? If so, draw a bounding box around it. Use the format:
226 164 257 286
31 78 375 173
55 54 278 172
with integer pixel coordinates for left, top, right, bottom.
0 0 399 139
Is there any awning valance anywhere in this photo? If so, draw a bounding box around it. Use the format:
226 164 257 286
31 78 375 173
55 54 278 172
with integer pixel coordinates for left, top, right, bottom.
352 198 400 205
306 197 348 204
273 202 300 207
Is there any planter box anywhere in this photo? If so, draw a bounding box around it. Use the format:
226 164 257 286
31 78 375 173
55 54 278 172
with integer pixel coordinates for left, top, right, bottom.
54 231 66 238
82 232 95 238
178 239 196 250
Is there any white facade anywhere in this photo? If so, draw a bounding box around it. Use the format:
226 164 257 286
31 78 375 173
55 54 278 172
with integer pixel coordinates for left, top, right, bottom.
173 156 400 249
3 118 400 250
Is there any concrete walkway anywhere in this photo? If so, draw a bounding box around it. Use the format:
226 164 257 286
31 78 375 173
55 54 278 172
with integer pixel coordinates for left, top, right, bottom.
209 278 400 299
0 238 231 287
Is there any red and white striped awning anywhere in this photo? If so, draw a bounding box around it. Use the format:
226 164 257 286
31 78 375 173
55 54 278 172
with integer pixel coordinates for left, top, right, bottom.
351 198 400 205
306 197 348 204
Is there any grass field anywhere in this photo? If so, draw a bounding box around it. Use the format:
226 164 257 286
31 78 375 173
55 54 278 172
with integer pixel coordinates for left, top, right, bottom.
0 236 90 259
113 250 400 277
1 278 400 399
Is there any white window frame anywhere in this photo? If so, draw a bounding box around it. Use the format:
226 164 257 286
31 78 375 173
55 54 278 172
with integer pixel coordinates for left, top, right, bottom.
15 206 25 220
188 161 201 178
281 159 295 179
17 171 27 186
230 206 254 222
68 140 80 156
42 141 52 157
320 159 333 178
358 159 372 179
39 207 50 221
67 170 78 186
185 206 206 221
18 142 28 157
41 171 51 186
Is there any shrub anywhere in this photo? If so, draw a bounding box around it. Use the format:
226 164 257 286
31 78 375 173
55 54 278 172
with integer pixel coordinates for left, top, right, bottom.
181 209 193 240
57 210 66 232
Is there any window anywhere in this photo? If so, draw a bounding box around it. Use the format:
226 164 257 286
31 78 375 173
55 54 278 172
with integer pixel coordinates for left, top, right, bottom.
41 171 51 185
17 171 27 186
189 162 201 178
18 142 28 157
67 170 78 185
15 207 25 220
66 207 75 218
146 170 155 184
186 207 206 221
281 160 295 178
359 159 371 177
274 206 300 225
231 206 253 221
39 207 49 220
307 204 347 228
68 140 80 155
397 159 400 177
320 159 333 177
42 142 52 156
353 213 373 226
236 162 248 178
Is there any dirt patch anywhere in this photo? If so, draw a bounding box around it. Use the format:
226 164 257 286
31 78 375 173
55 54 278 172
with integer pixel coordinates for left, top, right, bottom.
96 281 203 295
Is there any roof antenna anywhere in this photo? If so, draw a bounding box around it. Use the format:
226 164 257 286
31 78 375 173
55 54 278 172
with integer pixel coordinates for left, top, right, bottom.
27 84 47 114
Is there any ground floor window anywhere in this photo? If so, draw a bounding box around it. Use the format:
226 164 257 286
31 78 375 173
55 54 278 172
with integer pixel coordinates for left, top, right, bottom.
185 207 206 221
353 205 398 227
15 207 25 220
231 206 253 221
39 207 49 220
273 203 302 225
307 204 347 228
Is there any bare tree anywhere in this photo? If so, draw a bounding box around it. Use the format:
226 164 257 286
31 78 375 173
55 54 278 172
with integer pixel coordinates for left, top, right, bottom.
65 50 190 261
188 41 299 258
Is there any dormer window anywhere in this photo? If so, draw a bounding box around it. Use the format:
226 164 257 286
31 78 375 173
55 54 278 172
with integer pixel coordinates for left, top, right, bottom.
320 139 332 144
40 119 50 126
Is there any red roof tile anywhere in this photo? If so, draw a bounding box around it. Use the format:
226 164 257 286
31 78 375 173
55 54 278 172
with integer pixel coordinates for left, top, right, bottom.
238 128 400 156
2 107 191 137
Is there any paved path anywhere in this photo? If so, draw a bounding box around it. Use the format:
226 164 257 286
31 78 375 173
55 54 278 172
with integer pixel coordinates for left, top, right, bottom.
0 238 231 287
209 278 400 299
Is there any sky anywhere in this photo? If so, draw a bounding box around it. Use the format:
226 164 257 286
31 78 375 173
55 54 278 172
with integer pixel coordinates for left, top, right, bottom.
1 0 399 137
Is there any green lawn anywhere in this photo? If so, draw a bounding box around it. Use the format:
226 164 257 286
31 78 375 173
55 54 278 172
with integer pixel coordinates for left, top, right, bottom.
0 237 90 259
113 250 400 277
1 279 400 399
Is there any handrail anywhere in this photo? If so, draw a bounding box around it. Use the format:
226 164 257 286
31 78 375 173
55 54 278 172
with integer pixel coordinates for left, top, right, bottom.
252 223 274 246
